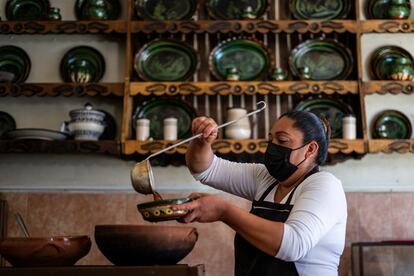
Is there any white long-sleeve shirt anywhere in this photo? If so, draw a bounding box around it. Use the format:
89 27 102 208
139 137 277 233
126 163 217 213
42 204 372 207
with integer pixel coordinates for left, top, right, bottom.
192 155 347 276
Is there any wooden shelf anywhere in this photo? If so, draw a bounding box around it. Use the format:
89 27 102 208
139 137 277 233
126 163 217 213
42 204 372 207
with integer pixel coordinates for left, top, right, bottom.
0 140 120 155
0 20 127 34
123 139 365 155
0 83 124 97
131 20 357 34
368 139 414 153
129 81 358 96
363 81 414 95
362 20 414 33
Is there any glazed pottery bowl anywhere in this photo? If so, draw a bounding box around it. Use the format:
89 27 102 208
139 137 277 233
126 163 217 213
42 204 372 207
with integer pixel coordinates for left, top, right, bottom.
137 197 192 222
0 235 91 267
95 225 198 266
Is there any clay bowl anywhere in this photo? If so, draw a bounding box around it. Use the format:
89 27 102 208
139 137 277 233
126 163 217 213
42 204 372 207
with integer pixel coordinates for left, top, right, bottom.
0 235 91 267
95 225 198 266
137 197 192 222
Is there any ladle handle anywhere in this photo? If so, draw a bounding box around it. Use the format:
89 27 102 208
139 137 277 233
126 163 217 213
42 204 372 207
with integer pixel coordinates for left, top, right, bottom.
146 101 267 160
14 212 30 238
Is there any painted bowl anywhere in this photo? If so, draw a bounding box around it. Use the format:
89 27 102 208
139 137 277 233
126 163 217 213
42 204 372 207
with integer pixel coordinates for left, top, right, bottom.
0 235 91 267
95 225 198 266
137 197 192 222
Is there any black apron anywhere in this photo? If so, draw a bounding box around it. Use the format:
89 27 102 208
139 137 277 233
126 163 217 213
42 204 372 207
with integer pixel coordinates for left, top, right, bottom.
234 167 319 276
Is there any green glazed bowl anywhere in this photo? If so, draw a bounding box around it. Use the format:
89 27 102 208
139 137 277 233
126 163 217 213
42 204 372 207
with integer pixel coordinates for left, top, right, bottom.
137 197 192 222
6 0 50 20
367 0 411 19
75 0 121 20
372 110 412 139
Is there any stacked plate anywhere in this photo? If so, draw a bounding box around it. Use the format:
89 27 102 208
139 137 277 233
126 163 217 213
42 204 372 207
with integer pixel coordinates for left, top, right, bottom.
0 46 31 83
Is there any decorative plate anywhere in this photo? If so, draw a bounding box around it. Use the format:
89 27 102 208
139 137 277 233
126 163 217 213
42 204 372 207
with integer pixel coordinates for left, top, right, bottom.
372 110 412 139
60 46 105 83
137 197 192 222
98 110 117 140
209 37 270 81
290 0 350 20
206 0 268 20
294 96 354 138
0 45 31 83
5 128 70 140
134 39 198 81
75 0 121 20
370 46 414 80
5 0 50 20
0 111 16 138
289 39 354 80
133 98 196 140
367 0 411 19
135 0 197 20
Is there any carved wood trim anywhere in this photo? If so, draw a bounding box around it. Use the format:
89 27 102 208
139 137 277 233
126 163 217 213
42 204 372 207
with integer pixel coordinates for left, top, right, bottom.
131 20 356 34
368 140 414 153
363 81 414 95
328 139 366 154
0 21 127 34
0 83 124 97
130 81 358 96
362 20 414 33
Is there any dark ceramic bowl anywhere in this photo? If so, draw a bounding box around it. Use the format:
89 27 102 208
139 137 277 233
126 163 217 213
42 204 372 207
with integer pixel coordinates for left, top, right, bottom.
137 197 192 222
95 225 198 266
0 235 91 267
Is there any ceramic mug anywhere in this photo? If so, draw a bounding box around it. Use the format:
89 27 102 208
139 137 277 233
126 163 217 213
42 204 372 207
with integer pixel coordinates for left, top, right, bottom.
224 108 251 139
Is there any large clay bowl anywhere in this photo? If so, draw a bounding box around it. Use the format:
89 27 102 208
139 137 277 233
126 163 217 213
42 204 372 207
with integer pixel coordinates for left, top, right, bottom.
95 225 198 266
0 235 91 267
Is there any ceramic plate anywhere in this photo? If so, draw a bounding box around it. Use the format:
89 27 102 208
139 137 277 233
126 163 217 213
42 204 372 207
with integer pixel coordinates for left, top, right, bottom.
135 0 197 20
0 45 31 83
209 38 270 81
137 197 192 222
98 110 117 140
134 39 198 81
370 46 413 80
289 39 353 80
294 97 354 138
0 111 16 138
60 46 105 83
75 0 121 20
5 128 70 140
367 0 411 19
372 110 412 139
290 0 350 20
133 98 196 140
6 0 50 20
206 0 268 19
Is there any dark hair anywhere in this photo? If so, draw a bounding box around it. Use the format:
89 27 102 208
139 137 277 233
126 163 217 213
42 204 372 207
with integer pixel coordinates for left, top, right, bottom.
280 111 331 165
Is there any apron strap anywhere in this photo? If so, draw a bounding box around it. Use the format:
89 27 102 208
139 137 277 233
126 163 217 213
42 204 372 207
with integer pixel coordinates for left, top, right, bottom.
257 181 279 202
285 166 319 205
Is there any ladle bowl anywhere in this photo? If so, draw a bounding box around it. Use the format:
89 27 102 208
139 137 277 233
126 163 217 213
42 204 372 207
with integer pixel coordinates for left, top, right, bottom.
130 101 267 195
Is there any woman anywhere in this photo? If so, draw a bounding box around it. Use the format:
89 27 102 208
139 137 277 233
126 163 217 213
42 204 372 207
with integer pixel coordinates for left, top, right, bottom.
174 111 347 276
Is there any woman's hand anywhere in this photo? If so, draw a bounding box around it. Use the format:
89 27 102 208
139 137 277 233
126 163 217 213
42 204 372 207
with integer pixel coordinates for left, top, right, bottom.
192 117 218 144
173 193 228 223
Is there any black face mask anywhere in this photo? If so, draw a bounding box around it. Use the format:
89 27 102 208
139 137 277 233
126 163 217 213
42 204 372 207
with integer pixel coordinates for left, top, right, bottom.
264 142 308 182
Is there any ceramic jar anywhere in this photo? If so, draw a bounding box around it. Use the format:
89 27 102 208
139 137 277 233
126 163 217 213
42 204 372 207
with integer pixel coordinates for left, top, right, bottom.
342 115 356 140
225 108 251 139
387 0 411 19
67 103 106 141
136 118 150 141
163 117 178 141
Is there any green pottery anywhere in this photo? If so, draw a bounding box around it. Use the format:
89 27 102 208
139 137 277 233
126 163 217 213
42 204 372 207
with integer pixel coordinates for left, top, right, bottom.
290 0 350 20
206 0 268 20
75 0 121 20
372 110 412 139
135 0 197 20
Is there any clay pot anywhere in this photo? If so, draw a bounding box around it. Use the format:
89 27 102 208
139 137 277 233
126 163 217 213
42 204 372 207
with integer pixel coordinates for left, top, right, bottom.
0 236 91 267
95 225 198 266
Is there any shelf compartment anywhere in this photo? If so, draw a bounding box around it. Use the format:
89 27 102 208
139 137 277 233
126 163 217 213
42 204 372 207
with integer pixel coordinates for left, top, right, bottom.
368 139 414 153
131 20 357 34
0 20 127 34
362 20 414 33
123 139 365 155
129 81 359 96
0 83 124 97
363 81 414 95
0 140 120 155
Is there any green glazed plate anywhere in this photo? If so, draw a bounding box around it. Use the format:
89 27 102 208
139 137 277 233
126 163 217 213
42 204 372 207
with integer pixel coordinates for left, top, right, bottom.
75 0 121 20
0 111 16 138
137 197 192 222
6 0 50 20
294 96 354 138
60 46 105 83
370 46 414 80
367 0 411 19
206 0 268 19
134 39 198 81
289 39 353 80
133 98 196 140
290 0 350 20
135 0 197 20
209 38 270 81
0 45 31 83
373 110 412 139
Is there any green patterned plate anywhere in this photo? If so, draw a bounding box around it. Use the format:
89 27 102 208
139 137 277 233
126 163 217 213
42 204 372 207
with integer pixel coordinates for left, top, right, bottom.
135 0 197 20
206 0 268 19
0 45 31 83
209 37 270 81
370 46 413 80
373 110 412 139
6 0 50 20
290 0 350 20
75 0 121 20
289 39 353 80
133 98 196 140
367 0 411 19
294 96 354 138
134 39 198 81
